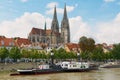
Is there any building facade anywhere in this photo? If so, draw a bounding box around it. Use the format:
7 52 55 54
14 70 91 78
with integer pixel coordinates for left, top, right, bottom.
28 4 70 47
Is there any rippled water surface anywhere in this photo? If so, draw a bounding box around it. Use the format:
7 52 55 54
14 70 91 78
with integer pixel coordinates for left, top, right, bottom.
0 68 120 80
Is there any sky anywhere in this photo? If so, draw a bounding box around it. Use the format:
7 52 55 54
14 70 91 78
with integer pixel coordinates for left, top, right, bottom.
0 0 120 44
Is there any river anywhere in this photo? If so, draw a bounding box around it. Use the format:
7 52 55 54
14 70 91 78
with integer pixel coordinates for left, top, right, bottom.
0 68 120 80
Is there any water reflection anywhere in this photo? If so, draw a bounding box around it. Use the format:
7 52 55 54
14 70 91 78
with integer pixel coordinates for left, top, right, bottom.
0 68 120 80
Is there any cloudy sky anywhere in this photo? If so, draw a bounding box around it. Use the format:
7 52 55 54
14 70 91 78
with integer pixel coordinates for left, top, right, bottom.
0 0 120 44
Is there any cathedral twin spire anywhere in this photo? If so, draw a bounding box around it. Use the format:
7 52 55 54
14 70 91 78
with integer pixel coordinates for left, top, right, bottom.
61 4 70 43
51 5 59 33
63 4 68 20
51 4 70 43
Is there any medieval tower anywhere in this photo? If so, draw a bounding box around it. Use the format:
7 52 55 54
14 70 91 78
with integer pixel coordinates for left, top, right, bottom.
61 4 70 43
28 4 70 47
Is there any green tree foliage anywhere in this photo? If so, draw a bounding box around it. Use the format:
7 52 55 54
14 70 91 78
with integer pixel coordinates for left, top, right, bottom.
104 52 114 60
52 48 76 60
67 52 77 59
53 48 67 59
80 51 91 60
9 47 21 61
91 47 105 61
29 49 39 59
111 44 120 59
38 51 47 59
79 36 95 52
0 47 9 60
21 49 31 58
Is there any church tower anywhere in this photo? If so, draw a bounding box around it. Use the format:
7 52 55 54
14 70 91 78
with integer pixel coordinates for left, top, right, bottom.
51 6 59 32
50 6 60 46
61 4 70 43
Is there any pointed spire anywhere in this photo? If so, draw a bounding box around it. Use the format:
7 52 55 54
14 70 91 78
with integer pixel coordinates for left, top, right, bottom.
51 5 59 32
44 21 46 31
44 21 47 36
63 3 68 20
53 5 57 20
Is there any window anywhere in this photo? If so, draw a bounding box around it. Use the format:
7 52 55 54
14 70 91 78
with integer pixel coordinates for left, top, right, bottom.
73 65 77 67
65 64 68 66
9 42 14 46
1 40 4 46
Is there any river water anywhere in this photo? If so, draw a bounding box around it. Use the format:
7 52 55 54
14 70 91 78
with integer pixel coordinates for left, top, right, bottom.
0 68 120 80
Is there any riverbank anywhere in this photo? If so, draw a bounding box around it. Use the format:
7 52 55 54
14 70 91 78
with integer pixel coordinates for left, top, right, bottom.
0 62 38 72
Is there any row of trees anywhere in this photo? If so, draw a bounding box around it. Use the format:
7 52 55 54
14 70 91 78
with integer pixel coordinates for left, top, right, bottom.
0 36 120 62
0 47 47 62
79 36 120 61
0 47 77 62
0 44 120 63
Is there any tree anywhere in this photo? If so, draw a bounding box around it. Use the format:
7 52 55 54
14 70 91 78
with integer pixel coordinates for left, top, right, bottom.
80 51 91 60
91 47 105 61
9 47 21 62
52 48 76 60
79 36 95 52
21 49 31 58
29 49 39 60
0 47 9 62
38 51 47 59
111 44 120 59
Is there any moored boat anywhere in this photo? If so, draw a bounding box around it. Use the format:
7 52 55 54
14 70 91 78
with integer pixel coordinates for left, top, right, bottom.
60 61 90 72
10 61 97 76
14 64 62 75
100 62 120 68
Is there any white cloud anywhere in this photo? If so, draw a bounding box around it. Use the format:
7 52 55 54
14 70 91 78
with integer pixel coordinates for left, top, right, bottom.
66 6 75 12
0 12 52 38
46 6 75 15
69 16 91 42
21 0 28 3
46 8 63 15
104 0 115 3
46 2 75 15
46 2 58 8
1 10 120 44
0 12 90 43
94 12 120 44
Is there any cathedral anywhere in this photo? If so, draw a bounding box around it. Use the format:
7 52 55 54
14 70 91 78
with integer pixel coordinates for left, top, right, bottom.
28 4 70 47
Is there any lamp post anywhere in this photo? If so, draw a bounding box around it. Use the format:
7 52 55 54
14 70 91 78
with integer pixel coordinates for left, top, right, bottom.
77 53 80 62
50 52 54 65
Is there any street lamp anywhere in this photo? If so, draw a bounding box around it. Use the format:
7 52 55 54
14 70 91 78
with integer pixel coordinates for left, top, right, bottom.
77 53 80 62
50 52 54 65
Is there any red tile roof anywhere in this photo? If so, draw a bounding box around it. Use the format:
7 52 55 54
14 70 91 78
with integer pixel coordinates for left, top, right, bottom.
46 29 52 35
0 37 31 47
46 30 60 36
0 37 16 47
66 43 80 50
29 27 45 35
15 38 31 47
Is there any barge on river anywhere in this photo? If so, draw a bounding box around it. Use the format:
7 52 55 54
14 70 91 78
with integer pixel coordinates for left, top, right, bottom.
10 61 95 76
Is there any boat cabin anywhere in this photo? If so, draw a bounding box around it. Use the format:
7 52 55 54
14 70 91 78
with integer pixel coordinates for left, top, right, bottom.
38 64 50 69
61 61 89 69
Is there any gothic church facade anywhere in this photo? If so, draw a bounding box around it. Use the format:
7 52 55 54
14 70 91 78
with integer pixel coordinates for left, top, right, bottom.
28 4 70 47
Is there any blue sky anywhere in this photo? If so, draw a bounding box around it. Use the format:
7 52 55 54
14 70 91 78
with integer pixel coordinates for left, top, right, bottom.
0 0 120 44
